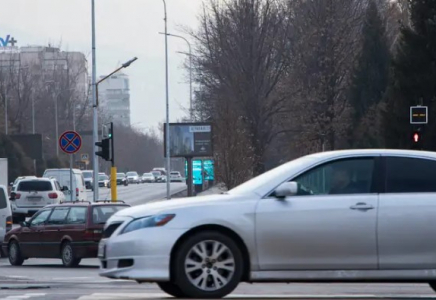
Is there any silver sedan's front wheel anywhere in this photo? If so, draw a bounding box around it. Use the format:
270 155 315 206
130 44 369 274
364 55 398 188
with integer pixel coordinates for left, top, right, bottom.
174 231 243 298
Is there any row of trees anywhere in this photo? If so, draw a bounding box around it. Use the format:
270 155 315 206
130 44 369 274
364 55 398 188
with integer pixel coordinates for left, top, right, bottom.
0 47 165 179
188 0 436 189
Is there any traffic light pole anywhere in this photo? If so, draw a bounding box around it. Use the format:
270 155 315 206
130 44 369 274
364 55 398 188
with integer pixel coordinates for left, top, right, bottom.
110 122 117 202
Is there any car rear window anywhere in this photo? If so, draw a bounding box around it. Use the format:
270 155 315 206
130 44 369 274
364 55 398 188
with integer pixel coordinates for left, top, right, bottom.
92 205 128 224
18 181 53 192
0 188 6 209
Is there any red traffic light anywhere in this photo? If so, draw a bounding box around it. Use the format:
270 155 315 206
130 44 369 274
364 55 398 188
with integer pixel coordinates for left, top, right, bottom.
413 133 419 142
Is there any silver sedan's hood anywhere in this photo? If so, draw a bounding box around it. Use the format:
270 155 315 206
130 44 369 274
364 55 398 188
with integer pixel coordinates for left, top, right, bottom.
113 194 246 219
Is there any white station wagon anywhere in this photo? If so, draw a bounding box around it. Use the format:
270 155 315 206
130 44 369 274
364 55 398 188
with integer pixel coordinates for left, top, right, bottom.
98 149 436 298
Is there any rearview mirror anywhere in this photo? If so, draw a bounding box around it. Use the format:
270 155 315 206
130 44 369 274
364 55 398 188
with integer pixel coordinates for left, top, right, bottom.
9 182 13 186
274 182 298 198
20 221 29 227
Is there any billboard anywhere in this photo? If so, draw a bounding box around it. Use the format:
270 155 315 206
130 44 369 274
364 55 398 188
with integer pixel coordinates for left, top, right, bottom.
185 159 203 185
164 123 213 157
203 159 214 180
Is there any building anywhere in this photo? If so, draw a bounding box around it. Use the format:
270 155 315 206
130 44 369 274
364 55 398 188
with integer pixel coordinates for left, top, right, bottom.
98 73 131 127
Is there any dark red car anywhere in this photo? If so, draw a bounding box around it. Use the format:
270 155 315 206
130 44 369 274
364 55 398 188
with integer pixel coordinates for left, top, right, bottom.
1 201 130 267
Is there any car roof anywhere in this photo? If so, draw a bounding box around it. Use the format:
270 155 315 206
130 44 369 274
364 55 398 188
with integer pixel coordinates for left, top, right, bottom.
303 149 436 160
45 201 130 208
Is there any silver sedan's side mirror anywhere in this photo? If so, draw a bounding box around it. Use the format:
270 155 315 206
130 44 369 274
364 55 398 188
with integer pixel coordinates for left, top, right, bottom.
275 182 298 198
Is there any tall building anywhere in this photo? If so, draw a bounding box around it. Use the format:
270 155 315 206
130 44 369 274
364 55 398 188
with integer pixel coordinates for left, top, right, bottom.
98 73 131 127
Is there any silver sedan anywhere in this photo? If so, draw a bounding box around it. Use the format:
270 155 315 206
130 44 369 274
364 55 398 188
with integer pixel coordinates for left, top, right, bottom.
98 149 436 298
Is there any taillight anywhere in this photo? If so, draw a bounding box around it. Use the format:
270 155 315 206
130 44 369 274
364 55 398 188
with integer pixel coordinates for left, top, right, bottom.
76 188 79 197
48 193 58 199
6 216 12 232
15 193 21 199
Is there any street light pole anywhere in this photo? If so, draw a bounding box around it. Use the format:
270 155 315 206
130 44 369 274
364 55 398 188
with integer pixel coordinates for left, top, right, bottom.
91 0 99 202
159 33 193 121
162 0 171 199
4 86 7 135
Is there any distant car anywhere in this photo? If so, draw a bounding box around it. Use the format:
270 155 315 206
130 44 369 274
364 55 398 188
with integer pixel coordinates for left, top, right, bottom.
2 201 130 267
9 178 66 223
43 169 87 202
116 173 129 186
82 171 94 190
151 171 162 182
141 173 155 183
170 171 183 182
126 172 140 184
98 175 111 188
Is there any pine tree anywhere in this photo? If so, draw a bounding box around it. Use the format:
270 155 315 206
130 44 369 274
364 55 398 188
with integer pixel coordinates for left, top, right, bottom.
383 0 436 149
349 0 390 148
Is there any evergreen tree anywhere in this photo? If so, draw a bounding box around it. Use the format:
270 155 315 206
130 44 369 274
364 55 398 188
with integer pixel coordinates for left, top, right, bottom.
383 0 436 149
349 0 390 148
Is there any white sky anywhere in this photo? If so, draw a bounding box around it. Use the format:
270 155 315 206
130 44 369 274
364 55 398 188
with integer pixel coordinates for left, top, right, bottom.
0 0 203 131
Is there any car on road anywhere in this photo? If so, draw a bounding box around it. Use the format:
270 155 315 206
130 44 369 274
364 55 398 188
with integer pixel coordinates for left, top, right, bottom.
43 169 87 201
141 173 155 183
169 171 183 182
0 185 12 257
9 178 66 223
115 173 129 186
82 170 94 190
2 201 130 267
99 149 436 298
98 174 111 188
126 172 140 184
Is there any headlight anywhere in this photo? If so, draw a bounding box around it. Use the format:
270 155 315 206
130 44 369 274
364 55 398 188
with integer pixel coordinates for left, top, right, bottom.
121 214 175 234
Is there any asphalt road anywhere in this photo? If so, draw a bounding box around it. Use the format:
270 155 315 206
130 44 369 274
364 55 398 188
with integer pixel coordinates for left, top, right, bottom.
2 183 436 299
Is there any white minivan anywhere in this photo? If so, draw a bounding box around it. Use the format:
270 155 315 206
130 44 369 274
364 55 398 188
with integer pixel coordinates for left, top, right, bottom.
42 169 87 201
0 185 12 257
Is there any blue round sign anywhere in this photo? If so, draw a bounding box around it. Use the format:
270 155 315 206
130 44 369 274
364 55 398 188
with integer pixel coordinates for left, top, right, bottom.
59 131 82 154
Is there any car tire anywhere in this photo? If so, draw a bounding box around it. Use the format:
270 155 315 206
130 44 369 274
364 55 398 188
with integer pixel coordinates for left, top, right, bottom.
173 231 243 299
8 240 24 266
61 242 81 267
157 282 187 298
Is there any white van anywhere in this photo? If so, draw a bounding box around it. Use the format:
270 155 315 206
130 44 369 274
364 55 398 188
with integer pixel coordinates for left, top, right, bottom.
0 185 12 257
42 169 87 201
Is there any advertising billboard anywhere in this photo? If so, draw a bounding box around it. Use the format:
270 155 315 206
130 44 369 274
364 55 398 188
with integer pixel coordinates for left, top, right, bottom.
203 159 214 180
185 159 203 185
164 123 213 157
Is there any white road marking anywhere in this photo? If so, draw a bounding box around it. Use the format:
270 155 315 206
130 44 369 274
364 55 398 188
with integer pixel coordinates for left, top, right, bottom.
0 294 46 300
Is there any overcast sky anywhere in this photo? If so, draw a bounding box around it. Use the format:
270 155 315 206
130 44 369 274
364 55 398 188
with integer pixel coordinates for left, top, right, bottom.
1 0 202 131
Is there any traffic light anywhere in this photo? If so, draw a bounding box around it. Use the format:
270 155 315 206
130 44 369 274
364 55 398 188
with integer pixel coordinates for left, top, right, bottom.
95 138 111 161
411 130 423 150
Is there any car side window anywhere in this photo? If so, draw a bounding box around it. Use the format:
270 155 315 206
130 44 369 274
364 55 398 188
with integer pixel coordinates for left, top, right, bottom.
66 207 87 224
30 209 52 226
55 181 62 191
292 158 375 196
46 207 70 225
385 157 436 193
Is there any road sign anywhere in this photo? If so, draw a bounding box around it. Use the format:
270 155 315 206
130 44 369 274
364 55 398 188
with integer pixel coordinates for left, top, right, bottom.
59 131 82 154
410 106 428 124
81 153 89 161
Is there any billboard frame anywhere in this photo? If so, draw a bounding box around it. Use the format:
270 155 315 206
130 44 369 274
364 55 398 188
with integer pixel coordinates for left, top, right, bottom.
163 122 214 158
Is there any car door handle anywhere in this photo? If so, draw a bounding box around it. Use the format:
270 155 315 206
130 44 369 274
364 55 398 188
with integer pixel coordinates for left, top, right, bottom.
350 202 374 211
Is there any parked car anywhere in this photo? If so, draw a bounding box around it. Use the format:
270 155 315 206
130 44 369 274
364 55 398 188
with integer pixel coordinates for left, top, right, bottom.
169 171 183 182
43 169 87 201
126 172 140 184
82 170 94 190
141 173 155 183
2 201 130 267
151 171 163 182
9 178 66 223
116 173 129 186
98 175 111 188
99 149 436 298
0 185 12 257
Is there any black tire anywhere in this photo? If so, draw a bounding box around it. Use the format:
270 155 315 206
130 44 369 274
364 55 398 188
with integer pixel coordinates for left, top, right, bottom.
8 240 24 266
157 282 187 298
61 242 81 267
429 282 436 293
173 231 243 299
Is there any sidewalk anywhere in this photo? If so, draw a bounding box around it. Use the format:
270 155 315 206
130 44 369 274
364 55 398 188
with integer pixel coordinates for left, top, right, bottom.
197 183 227 196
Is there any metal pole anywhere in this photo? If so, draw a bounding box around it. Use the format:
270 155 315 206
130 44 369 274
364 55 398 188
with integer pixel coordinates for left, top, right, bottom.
189 50 192 120
163 0 171 199
70 155 73 201
55 91 59 157
110 122 117 202
32 93 36 175
4 86 7 135
92 0 99 202
187 157 193 196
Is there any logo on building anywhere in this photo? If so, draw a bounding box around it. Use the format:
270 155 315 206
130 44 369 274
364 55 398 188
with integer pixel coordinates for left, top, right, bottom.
0 35 18 50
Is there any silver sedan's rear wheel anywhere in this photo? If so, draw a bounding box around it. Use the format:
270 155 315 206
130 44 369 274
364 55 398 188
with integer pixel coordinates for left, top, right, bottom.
173 231 243 298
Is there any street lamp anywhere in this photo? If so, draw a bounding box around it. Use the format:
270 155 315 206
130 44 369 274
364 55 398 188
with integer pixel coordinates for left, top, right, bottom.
159 32 193 121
